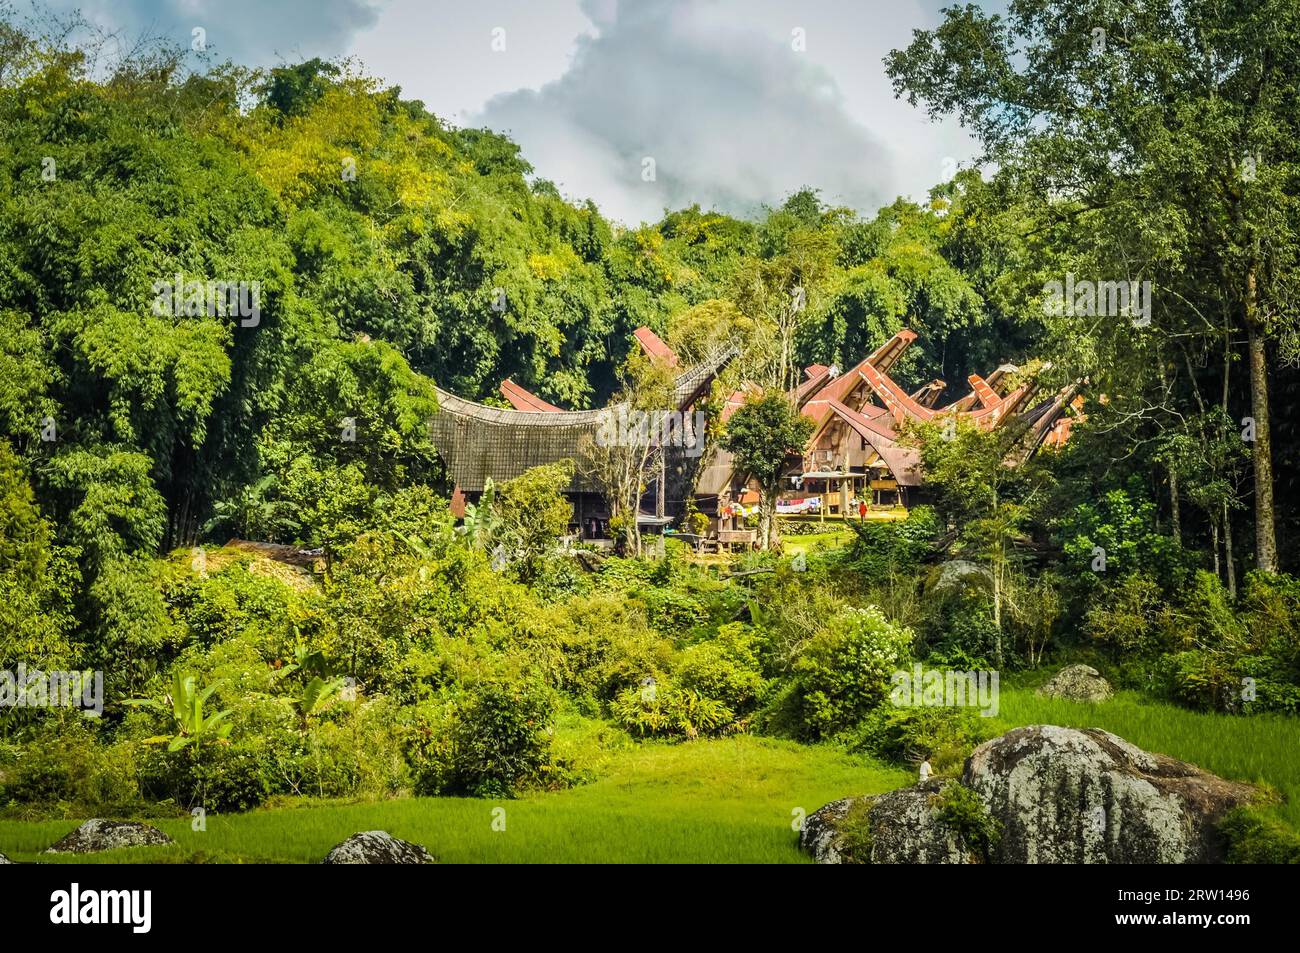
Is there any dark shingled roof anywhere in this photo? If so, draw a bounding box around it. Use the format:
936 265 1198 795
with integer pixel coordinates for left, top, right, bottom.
429 354 732 492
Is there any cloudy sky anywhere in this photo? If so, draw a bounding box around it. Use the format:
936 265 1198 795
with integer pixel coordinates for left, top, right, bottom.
48 0 981 224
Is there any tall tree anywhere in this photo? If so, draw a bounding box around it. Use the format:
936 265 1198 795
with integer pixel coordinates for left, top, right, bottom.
888 0 1300 571
580 353 675 556
721 391 814 550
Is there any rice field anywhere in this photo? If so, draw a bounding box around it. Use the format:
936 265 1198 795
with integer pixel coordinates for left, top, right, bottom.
2 687 1295 863
0 736 910 864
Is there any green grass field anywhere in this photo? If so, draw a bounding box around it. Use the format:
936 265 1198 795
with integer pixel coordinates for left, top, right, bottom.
782 529 854 555
0 737 910 864
3 688 1296 863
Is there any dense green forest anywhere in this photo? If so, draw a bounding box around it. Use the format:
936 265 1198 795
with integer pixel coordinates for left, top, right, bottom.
1 2 1298 863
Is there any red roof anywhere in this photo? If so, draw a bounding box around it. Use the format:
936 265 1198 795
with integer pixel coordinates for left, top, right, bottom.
818 399 924 486
632 327 679 367
941 365 1013 413
795 364 837 405
825 398 900 441
858 362 936 425
499 378 565 413
799 329 918 413
967 373 1002 410
865 328 917 376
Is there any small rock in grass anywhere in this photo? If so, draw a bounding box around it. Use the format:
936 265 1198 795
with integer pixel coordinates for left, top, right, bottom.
45 819 173 853
322 831 434 864
1036 664 1113 702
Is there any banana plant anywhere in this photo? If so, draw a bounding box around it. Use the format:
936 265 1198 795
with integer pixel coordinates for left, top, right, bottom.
396 510 455 566
291 675 345 732
127 671 233 752
458 478 500 548
275 640 330 681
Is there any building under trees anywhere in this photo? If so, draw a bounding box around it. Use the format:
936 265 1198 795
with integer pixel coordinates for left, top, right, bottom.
429 327 1083 545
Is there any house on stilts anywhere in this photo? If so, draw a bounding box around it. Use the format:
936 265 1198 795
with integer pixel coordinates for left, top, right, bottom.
428 325 1084 544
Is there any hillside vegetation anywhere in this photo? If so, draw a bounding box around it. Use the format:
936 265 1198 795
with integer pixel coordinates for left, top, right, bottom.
1 6 1299 864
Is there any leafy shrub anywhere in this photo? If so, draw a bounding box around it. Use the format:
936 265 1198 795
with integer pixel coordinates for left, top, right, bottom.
791 606 914 740
1236 573 1300 713
935 783 1000 861
450 681 556 797
528 552 588 602
596 552 741 639
552 593 674 706
611 680 732 739
746 574 853 673
675 623 767 716
637 586 711 639
845 505 940 582
86 555 183 700
1180 570 1246 645
1145 571 1300 713
1239 572 1300 652
848 704 995 775
403 698 457 796
165 560 311 659
302 696 411 799
1056 483 1193 598
828 796 875 863
495 460 575 580
136 732 295 812
0 718 138 811
544 710 634 788
1085 572 1180 655
923 595 1002 664
1160 650 1240 711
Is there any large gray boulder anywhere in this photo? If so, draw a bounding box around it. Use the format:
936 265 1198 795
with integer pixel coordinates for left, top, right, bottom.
1037 664 1113 702
802 726 1257 864
800 796 870 865
322 830 434 864
965 725 1255 863
800 780 975 865
45 819 172 853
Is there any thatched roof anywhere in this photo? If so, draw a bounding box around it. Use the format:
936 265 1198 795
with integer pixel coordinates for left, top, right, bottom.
429 354 731 492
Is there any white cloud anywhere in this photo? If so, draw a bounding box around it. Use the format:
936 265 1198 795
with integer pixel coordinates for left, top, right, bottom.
50 0 383 65
471 0 977 224
474 1 880 223
346 0 593 123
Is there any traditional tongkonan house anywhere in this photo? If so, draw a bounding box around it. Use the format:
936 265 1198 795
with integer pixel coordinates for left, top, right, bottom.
696 328 1085 534
429 325 1084 543
428 327 729 540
